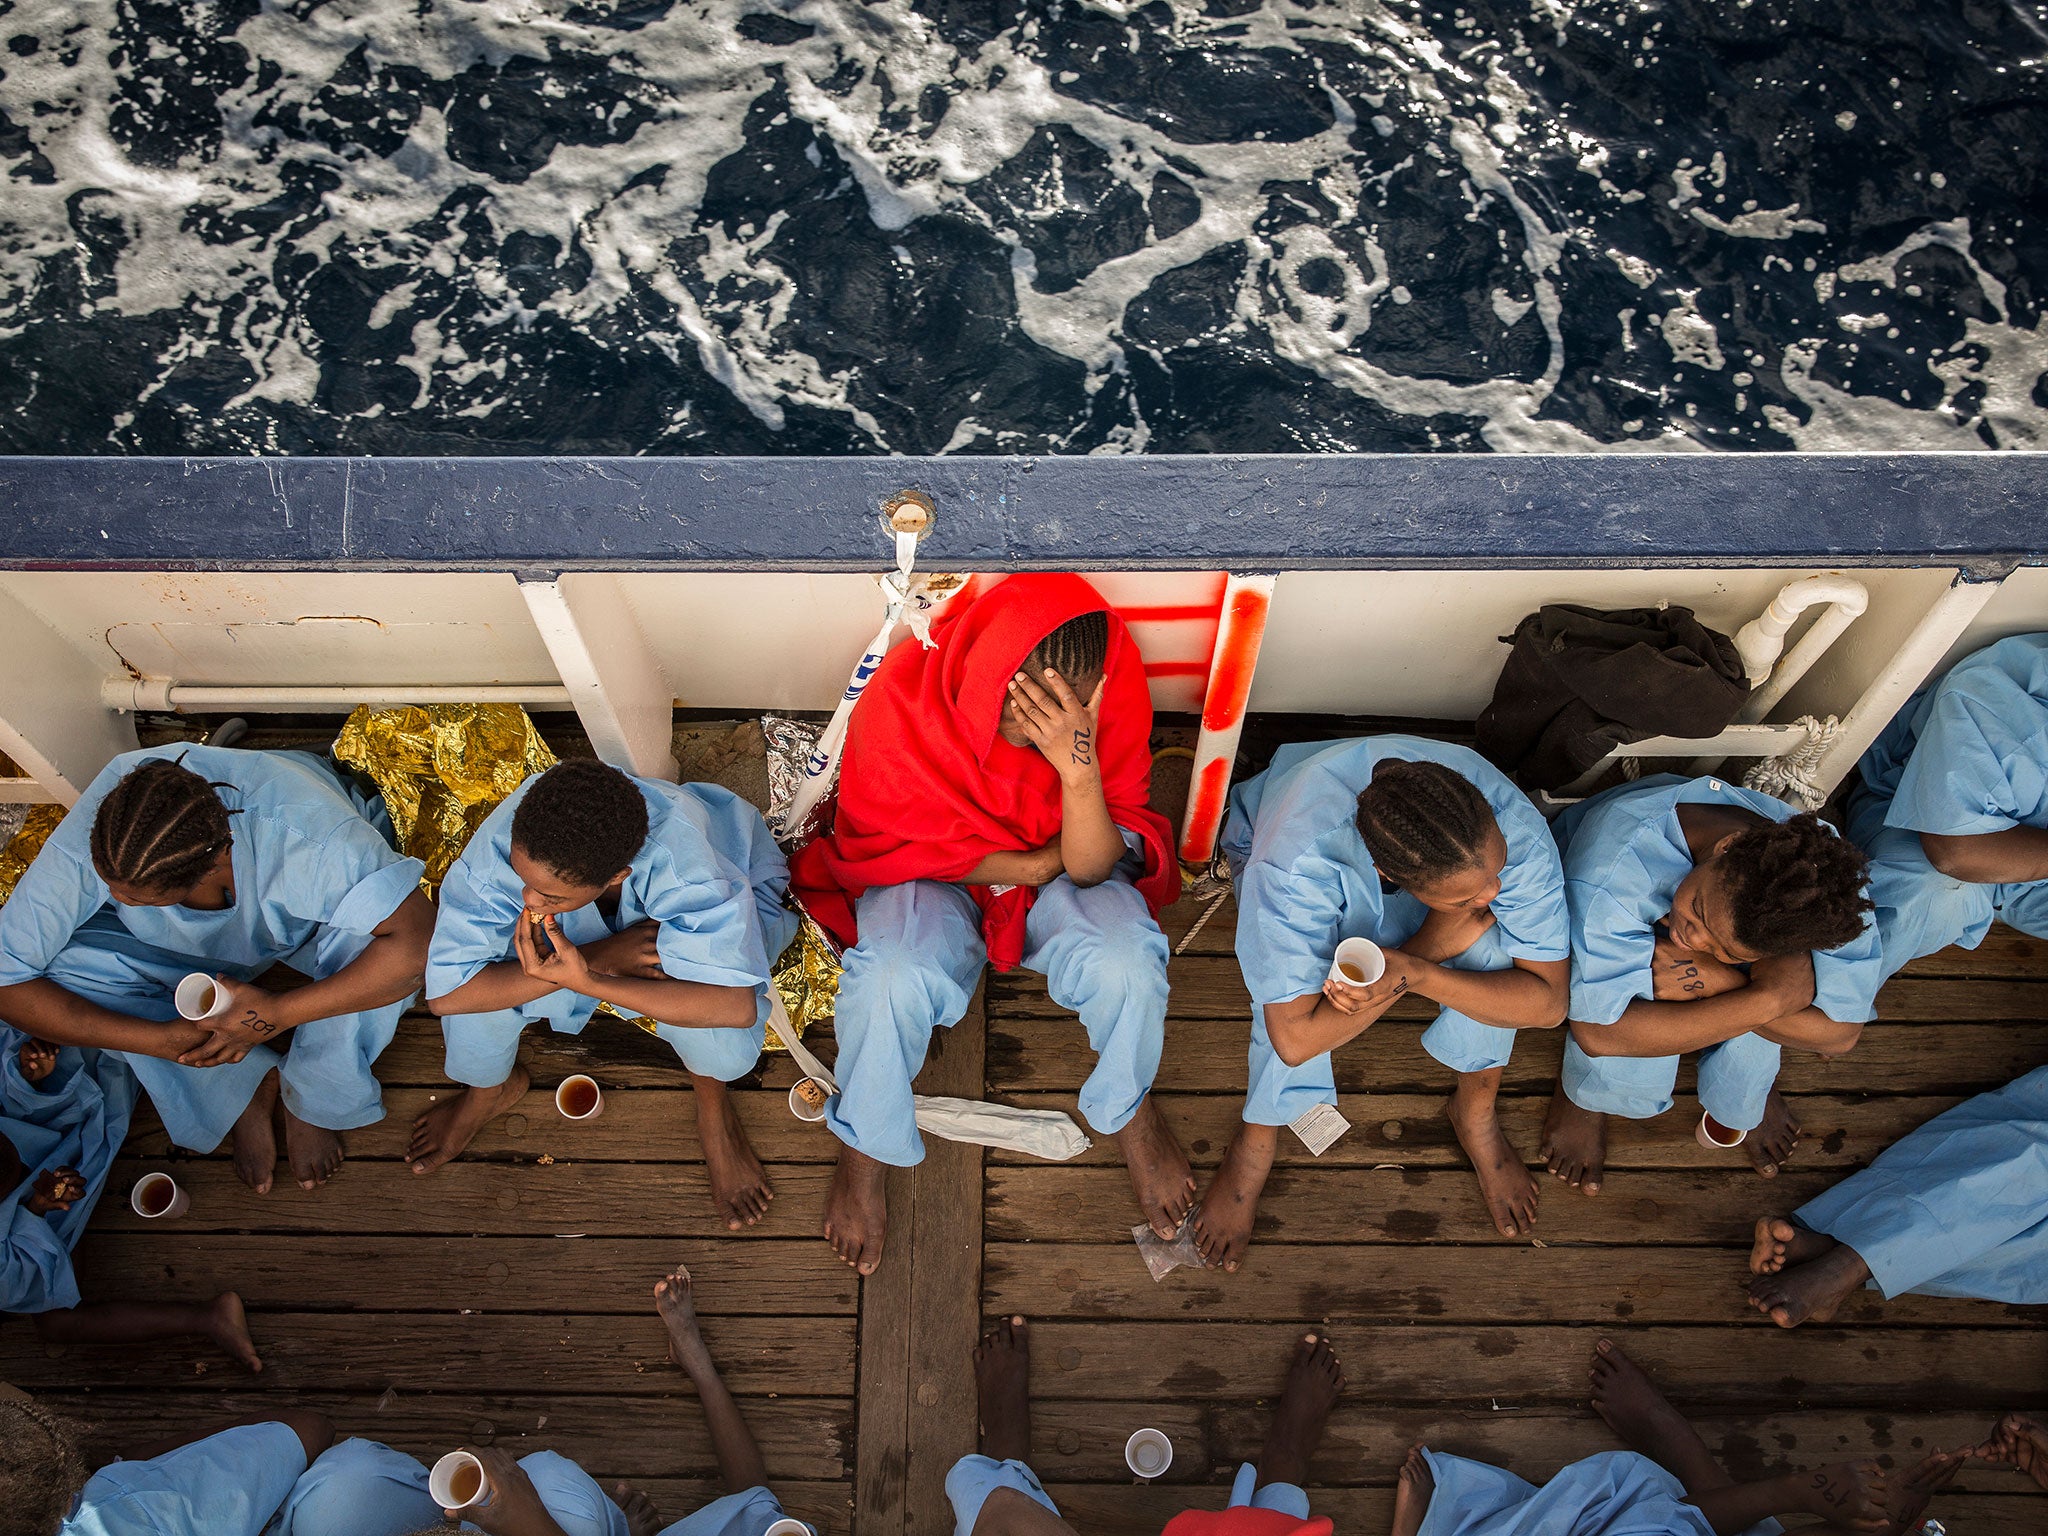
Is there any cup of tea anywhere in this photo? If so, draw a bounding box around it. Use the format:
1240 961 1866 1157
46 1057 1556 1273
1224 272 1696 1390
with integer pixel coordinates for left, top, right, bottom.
1125 1426 1173 1479
429 1449 492 1511
1328 937 1386 989
1696 1111 1746 1149
788 1076 830 1122
762 1520 810 1536
130 1172 189 1220
174 972 234 1021
555 1074 604 1121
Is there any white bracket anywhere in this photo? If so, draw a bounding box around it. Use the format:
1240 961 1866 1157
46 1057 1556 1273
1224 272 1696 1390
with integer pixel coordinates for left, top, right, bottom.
517 574 680 782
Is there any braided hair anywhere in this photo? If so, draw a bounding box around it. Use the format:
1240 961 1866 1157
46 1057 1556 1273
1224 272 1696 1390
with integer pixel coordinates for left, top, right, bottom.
0 1392 89 1534
1030 610 1110 683
1354 758 1498 890
1718 813 1873 957
510 759 650 890
89 757 233 895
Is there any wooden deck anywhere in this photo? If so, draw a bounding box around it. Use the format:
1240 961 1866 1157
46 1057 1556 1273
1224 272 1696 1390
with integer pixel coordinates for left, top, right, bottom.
6 898 2047 1534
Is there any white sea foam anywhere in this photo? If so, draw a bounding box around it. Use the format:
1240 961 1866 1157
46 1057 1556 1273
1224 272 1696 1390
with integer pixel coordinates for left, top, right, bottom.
0 0 2040 452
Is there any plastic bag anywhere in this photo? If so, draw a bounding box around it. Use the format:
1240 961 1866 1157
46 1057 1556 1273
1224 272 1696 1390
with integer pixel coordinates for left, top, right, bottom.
1132 1210 1207 1281
912 1096 1091 1160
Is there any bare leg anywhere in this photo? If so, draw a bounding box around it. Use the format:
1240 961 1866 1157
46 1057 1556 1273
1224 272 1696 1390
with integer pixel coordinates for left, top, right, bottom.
281 1099 343 1191
1256 1332 1344 1488
1113 1095 1196 1241
1193 1122 1277 1272
975 1315 1032 1462
36 1292 263 1373
656 1265 770 1495
407 1066 531 1175
1745 1088 1802 1179
1390 1446 1434 1536
1447 1068 1540 1237
693 1074 774 1232
823 1144 890 1276
230 1068 280 1194
1540 1078 1606 1196
1588 1337 1729 1496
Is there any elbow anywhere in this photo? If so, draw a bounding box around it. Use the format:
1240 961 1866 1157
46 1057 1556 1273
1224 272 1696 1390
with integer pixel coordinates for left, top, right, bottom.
1919 832 1990 884
1567 1019 1614 1057
1534 990 1570 1030
1812 1018 1865 1057
424 991 455 1018
1269 1025 1314 1070
1066 863 1114 890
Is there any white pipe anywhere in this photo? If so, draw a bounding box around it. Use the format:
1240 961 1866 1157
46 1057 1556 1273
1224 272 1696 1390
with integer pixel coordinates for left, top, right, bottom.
1734 574 1870 722
100 679 572 713
1807 573 2005 794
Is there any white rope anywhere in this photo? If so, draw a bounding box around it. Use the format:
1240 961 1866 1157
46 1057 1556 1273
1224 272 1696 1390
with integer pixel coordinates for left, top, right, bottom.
1741 714 1845 811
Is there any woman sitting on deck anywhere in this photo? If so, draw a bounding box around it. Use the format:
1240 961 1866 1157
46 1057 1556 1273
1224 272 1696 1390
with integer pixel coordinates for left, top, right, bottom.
1391 1337 1969 1536
792 573 1188 1276
411 759 797 1234
0 746 433 1194
1849 632 2048 979
276 1266 812 1536
1541 774 1881 1197
1195 740 1571 1265
1747 1062 2048 1327
1 1035 260 1371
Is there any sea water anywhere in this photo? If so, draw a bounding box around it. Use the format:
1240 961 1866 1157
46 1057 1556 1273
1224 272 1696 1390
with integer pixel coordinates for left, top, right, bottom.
0 0 2042 456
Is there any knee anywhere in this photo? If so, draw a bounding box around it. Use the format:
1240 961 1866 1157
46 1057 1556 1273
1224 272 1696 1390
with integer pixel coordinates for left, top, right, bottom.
672 1024 763 1083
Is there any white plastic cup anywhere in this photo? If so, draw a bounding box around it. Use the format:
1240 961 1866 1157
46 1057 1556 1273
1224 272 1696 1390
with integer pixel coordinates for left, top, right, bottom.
428 1450 492 1511
129 1172 189 1220
762 1521 810 1536
174 972 233 1021
788 1077 830 1123
555 1074 604 1121
1696 1112 1746 1149
1125 1427 1173 1479
1329 937 1386 988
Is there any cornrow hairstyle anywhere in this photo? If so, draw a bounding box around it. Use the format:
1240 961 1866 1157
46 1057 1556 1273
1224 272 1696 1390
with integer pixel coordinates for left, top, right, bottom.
1717 813 1874 957
0 1392 89 1535
1031 609 1111 685
89 757 234 895
1354 758 1498 891
510 759 650 890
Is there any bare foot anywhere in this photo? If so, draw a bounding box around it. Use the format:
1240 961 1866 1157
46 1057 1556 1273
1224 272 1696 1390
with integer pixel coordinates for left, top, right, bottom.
823 1146 889 1276
1192 1123 1276 1272
693 1076 774 1231
207 1291 264 1373
230 1070 280 1194
1541 1084 1606 1196
408 1068 530 1175
1588 1337 1722 1490
1745 1088 1801 1179
654 1265 713 1375
1747 1241 1872 1328
1257 1332 1345 1487
1447 1082 1539 1237
974 1315 1032 1463
612 1481 664 1536
1391 1445 1434 1536
1114 1096 1196 1240
281 1104 343 1190
1979 1412 2048 1491
1748 1216 1835 1276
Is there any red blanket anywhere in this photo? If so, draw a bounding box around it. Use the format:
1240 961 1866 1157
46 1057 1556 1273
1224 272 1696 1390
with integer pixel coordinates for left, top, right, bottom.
790 573 1178 970
1162 1510 1335 1536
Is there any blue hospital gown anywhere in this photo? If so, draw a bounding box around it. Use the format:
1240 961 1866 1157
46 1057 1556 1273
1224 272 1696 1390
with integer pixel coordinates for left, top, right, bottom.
1220 736 1568 1126
0 1040 136 1313
427 774 797 1087
1556 775 1882 1130
1852 632 2048 977
60 1422 308 1536
0 747 423 1150
1415 1447 1780 1536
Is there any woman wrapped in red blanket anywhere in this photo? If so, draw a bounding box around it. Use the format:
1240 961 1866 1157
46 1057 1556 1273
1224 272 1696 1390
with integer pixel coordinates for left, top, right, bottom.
792 573 1191 1274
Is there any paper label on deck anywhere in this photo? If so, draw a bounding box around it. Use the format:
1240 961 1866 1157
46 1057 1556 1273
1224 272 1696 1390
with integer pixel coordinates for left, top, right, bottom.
1290 1103 1351 1156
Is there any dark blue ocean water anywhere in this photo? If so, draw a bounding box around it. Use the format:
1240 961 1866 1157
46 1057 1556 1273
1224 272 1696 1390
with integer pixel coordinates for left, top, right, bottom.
1 0 2043 455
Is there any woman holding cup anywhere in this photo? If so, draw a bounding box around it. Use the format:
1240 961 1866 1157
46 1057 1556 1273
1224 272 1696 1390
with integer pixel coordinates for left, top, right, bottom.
1194 739 1574 1270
